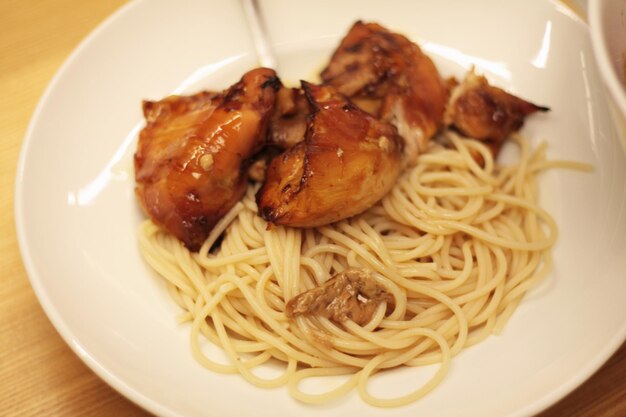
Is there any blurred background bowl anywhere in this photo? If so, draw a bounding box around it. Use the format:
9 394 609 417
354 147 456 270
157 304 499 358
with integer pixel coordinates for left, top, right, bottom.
589 0 626 152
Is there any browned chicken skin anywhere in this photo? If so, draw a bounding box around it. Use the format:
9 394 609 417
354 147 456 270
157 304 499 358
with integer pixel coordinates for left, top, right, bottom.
256 81 404 228
286 268 393 326
134 67 280 251
248 87 310 183
321 21 449 165
445 70 549 158
267 86 309 150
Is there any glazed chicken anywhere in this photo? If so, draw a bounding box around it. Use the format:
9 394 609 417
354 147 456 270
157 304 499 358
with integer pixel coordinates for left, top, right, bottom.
247 87 310 183
256 81 404 228
445 70 549 158
135 22 551 249
321 21 449 165
286 268 393 326
267 86 309 150
134 67 280 251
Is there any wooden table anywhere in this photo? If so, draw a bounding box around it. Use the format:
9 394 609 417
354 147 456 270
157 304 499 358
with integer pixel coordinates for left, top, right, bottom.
1 1 624 416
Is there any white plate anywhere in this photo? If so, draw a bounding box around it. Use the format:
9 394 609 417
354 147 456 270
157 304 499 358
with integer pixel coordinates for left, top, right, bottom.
15 0 626 416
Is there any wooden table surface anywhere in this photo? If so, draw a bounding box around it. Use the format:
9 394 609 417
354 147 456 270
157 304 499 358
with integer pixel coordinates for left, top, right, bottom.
1 1 625 416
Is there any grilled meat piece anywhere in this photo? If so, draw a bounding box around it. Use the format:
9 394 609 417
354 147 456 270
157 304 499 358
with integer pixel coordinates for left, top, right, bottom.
286 268 393 326
444 70 549 158
134 68 280 251
256 81 403 228
321 21 449 165
267 86 309 150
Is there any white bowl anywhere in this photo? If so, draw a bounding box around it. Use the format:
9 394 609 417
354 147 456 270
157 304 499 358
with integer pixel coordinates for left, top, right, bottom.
589 0 626 152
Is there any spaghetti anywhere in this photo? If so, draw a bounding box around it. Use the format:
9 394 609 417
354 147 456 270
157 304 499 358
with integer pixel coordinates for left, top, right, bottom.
137 132 590 407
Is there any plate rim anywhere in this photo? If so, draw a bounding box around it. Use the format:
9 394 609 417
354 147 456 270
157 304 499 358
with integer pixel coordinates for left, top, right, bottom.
13 0 179 415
